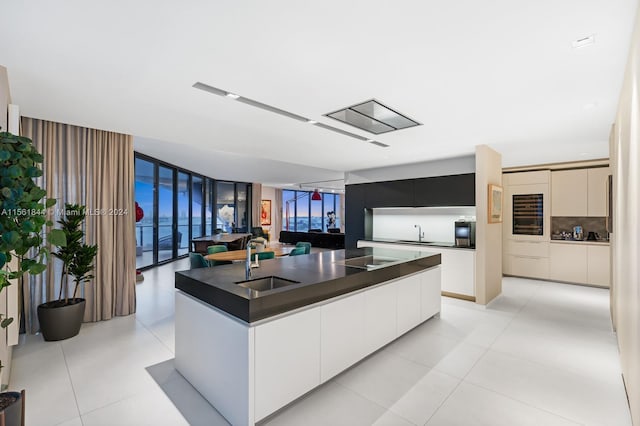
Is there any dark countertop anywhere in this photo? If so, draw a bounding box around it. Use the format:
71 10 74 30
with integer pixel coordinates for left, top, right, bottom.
366 238 476 250
175 247 441 323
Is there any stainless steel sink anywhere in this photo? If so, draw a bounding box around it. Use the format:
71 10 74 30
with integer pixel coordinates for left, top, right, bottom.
235 276 300 292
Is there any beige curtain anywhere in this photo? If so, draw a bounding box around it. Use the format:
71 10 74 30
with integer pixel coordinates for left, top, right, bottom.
21 117 136 332
339 193 346 232
252 182 262 228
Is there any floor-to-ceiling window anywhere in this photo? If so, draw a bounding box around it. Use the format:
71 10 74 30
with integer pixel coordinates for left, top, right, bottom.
134 153 251 269
157 166 175 262
282 190 341 232
191 175 204 242
216 181 236 233
135 158 155 269
177 172 190 257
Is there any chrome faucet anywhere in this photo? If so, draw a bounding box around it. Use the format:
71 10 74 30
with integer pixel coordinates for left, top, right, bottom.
246 238 260 280
414 224 424 242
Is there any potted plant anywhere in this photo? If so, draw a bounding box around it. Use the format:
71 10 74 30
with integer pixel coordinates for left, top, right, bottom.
37 204 97 341
0 130 65 425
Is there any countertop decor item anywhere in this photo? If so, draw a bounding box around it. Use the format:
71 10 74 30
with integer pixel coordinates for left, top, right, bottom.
488 184 503 223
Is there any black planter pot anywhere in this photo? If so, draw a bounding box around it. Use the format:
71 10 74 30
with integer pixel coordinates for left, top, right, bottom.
0 390 24 426
37 298 86 341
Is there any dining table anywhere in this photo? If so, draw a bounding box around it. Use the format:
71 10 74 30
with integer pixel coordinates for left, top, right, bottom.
191 233 252 253
204 246 294 262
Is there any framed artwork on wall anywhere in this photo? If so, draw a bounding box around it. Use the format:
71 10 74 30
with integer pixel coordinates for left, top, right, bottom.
488 184 503 223
260 200 271 226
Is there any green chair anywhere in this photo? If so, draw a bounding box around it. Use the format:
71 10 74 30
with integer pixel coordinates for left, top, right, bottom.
207 245 232 266
289 247 306 256
295 241 312 255
189 252 210 269
255 251 275 261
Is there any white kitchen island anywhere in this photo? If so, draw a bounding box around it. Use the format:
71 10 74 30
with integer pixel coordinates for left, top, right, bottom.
174 248 441 425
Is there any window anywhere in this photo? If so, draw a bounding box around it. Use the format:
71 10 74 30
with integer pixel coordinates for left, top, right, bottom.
216 181 235 232
134 152 251 269
282 190 340 233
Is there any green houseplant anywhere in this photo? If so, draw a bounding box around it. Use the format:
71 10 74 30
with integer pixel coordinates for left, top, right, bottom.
37 204 98 341
0 130 64 425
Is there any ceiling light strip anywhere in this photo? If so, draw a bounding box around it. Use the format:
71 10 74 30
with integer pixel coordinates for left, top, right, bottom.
193 81 389 147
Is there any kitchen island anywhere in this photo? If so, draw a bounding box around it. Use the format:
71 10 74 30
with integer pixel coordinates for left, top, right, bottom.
175 247 441 426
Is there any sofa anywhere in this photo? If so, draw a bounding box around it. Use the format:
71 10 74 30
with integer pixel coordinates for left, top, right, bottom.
279 230 345 249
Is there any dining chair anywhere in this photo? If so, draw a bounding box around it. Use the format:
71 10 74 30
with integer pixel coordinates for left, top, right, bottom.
206 245 233 266
255 251 275 260
189 252 210 269
289 247 306 256
295 241 312 255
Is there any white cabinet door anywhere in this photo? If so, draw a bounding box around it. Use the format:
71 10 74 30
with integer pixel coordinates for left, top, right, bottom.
587 167 610 217
549 244 587 283
440 249 475 296
364 282 397 355
254 307 321 420
421 266 442 321
396 274 422 335
551 169 588 216
320 293 366 382
587 245 610 287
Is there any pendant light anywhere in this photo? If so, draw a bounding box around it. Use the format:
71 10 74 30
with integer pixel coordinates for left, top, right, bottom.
311 189 322 201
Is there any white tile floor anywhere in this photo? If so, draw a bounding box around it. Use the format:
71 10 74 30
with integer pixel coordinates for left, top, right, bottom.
10 259 631 426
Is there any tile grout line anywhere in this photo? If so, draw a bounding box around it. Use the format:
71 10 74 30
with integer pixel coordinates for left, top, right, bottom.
59 343 85 426
458 380 584 425
330 380 420 426
422 281 541 425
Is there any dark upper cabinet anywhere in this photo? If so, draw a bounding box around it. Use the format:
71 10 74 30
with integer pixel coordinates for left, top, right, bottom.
364 179 414 207
414 173 475 206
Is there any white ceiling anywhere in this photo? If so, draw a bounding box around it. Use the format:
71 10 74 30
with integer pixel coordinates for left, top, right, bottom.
0 0 637 186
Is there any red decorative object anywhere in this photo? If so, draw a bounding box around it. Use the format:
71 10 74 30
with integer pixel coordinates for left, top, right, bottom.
135 202 144 222
311 189 322 201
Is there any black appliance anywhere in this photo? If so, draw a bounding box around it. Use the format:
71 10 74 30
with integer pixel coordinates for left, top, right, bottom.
455 220 476 247
512 193 544 235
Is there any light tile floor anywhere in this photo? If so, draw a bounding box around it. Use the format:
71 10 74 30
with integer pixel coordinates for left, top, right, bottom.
10 258 631 426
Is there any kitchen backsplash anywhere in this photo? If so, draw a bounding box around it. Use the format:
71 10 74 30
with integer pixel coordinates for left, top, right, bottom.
551 217 608 238
372 207 476 243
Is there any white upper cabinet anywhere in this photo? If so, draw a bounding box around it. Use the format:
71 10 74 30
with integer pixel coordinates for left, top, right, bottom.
587 167 610 217
551 169 588 216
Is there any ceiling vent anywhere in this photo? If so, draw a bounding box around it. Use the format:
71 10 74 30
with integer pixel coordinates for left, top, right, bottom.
325 99 420 135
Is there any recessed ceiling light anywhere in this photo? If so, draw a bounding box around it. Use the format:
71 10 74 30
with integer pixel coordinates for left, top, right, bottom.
307 120 318 125
583 102 598 110
225 92 240 99
579 152 590 156
572 34 595 49
366 139 374 142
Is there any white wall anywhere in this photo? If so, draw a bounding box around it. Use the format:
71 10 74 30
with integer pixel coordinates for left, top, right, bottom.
372 207 476 243
611 4 640 424
345 155 475 184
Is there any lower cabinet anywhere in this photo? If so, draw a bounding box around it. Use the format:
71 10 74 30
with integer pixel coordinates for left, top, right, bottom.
396 274 422 335
255 308 321 420
509 255 549 280
320 293 367 382
255 266 442 419
548 243 610 287
587 245 610 287
549 244 587 283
